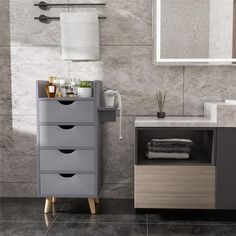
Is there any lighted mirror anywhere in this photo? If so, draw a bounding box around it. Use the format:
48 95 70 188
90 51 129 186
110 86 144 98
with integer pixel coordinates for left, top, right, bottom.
153 0 236 65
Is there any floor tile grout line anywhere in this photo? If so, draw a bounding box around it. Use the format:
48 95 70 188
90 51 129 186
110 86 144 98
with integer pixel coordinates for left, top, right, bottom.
46 221 148 225
147 222 236 226
146 214 149 236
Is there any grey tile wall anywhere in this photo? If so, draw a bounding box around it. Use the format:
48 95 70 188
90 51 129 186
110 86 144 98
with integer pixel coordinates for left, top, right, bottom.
1 0 236 198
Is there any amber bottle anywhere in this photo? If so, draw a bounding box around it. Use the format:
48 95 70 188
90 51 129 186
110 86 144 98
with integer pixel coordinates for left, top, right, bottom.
45 77 57 98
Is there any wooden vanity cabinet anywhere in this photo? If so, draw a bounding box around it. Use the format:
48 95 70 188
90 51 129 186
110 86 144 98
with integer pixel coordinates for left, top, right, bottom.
135 127 236 210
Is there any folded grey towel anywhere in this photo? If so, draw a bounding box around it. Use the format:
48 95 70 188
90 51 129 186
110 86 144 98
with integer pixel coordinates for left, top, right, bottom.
150 139 194 147
146 142 192 153
146 152 190 159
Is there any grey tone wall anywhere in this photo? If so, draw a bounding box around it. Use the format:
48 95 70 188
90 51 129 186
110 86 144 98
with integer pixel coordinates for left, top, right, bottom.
1 0 236 198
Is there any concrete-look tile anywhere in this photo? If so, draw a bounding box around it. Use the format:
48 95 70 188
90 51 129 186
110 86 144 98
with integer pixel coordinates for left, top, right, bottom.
102 46 184 116
0 46 12 115
47 222 147 236
69 0 152 46
0 182 37 197
0 222 48 236
103 116 134 184
0 0 10 45
148 223 236 236
10 46 69 116
100 184 133 199
9 0 68 46
0 198 62 222
56 198 145 223
0 116 37 183
184 67 236 115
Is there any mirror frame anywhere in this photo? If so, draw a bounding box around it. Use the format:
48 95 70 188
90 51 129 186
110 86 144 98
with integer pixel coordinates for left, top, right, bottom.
153 0 236 66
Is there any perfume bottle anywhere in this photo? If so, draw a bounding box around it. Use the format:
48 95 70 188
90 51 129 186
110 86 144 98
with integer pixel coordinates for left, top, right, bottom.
45 77 57 98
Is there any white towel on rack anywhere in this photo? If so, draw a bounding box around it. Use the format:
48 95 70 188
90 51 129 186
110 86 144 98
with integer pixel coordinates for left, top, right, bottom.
60 10 100 61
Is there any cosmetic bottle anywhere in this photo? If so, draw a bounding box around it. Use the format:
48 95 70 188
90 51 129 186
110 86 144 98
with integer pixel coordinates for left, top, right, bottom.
45 77 57 98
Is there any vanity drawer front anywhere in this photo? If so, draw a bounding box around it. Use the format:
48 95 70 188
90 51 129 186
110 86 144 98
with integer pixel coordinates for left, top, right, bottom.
40 173 95 196
135 165 215 209
39 149 95 172
38 100 94 123
39 125 95 147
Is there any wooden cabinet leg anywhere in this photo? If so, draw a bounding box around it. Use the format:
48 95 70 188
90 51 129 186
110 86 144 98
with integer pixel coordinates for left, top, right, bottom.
44 197 52 214
88 198 96 214
95 198 100 204
52 197 57 204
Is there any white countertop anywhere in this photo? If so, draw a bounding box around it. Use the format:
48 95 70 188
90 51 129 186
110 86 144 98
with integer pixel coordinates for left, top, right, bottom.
135 102 236 128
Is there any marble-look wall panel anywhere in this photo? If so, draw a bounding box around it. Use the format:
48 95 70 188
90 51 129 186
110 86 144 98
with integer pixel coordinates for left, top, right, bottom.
102 46 184 116
69 61 104 81
0 46 11 115
0 183 37 197
70 46 184 116
0 116 37 183
184 67 236 115
0 0 10 45
69 0 152 46
10 46 69 116
9 0 68 46
103 116 134 184
100 183 133 199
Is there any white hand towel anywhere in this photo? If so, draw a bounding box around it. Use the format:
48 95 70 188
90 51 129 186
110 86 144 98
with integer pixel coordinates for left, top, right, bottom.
60 10 100 61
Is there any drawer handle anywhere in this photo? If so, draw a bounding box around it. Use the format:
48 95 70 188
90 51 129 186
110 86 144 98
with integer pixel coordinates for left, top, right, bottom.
58 101 74 105
59 173 76 178
58 149 76 154
58 125 75 130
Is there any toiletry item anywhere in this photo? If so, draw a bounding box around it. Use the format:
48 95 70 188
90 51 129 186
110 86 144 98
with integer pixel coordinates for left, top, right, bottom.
59 79 67 97
45 77 57 98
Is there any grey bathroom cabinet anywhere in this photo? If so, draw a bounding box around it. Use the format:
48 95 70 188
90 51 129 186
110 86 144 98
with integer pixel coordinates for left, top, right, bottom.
134 122 236 210
36 80 116 214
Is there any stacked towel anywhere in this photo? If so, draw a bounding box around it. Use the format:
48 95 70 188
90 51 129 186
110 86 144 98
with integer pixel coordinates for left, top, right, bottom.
146 139 194 159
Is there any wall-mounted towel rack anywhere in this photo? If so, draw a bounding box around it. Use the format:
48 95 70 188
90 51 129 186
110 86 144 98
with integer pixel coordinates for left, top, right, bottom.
35 14 106 23
34 1 106 10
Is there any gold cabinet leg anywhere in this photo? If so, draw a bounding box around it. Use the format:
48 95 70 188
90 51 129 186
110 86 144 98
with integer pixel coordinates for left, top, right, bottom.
95 198 100 204
44 197 52 214
52 197 57 204
88 198 96 214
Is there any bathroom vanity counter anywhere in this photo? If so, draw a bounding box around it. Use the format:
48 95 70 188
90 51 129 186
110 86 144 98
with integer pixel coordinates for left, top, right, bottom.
134 101 236 210
135 116 216 127
135 102 236 128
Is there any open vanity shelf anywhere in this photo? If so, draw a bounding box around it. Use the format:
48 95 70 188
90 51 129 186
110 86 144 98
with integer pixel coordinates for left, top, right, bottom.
136 127 216 166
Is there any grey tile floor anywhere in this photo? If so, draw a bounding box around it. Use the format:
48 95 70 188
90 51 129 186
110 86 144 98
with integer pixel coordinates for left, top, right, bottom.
1 198 236 236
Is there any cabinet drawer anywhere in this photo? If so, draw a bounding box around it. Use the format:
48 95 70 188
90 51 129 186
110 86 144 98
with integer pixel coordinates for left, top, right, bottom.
39 149 95 172
135 165 215 209
38 100 94 123
40 173 95 196
39 125 95 147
